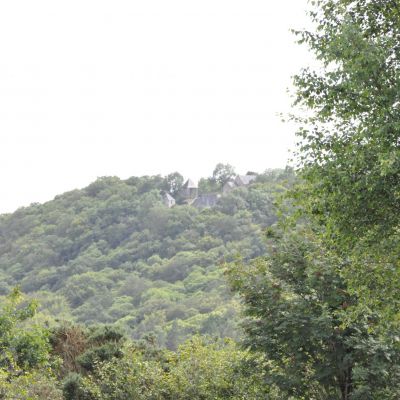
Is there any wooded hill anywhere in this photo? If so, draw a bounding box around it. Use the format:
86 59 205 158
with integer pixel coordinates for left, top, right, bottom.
0 168 294 348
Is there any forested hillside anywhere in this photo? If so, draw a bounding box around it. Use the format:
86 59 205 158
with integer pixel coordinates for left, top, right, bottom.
0 167 294 347
2 0 400 398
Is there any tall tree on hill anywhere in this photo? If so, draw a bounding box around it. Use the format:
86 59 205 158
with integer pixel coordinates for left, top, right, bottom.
162 172 184 196
212 163 236 187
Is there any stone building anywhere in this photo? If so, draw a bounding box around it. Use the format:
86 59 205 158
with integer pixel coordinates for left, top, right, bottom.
162 192 175 208
181 179 198 201
234 174 257 187
192 193 220 209
222 180 236 194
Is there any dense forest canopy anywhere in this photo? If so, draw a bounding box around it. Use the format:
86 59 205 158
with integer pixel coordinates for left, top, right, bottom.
0 167 294 348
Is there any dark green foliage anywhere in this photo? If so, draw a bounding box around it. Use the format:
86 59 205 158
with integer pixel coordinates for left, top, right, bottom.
162 172 184 196
197 177 220 193
212 163 236 187
50 324 126 376
63 373 94 400
77 326 125 372
228 226 400 399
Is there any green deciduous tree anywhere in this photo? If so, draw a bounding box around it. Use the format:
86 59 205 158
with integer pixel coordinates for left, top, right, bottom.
292 0 400 326
228 226 400 399
0 288 60 400
162 172 184 196
212 163 236 187
0 288 50 371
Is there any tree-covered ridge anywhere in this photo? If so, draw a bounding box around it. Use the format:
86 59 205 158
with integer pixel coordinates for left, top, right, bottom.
0 168 294 347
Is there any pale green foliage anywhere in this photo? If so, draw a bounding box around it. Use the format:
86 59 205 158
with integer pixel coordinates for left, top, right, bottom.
76 337 270 400
0 370 63 400
162 337 270 399
0 288 60 400
0 287 50 371
292 0 400 328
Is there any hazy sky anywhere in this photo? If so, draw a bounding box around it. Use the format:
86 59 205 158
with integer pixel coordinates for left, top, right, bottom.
0 0 313 213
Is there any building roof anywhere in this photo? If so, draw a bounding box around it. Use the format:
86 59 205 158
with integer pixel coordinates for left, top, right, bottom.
182 179 197 189
163 193 175 202
192 194 219 208
224 181 236 189
235 175 257 186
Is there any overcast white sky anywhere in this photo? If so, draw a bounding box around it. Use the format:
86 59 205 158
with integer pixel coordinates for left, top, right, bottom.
0 0 313 213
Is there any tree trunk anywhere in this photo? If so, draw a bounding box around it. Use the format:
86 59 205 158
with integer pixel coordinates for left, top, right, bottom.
339 367 352 400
